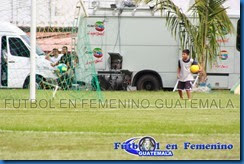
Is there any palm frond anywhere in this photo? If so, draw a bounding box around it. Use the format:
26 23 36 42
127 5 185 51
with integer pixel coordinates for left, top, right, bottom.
136 0 234 69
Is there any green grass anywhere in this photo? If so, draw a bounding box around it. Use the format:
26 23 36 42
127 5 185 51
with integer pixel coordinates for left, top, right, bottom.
0 90 240 160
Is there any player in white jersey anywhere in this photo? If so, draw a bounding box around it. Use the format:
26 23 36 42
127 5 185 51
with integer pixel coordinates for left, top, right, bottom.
177 49 199 100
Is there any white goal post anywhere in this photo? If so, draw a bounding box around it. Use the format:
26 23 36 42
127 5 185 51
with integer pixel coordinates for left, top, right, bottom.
30 0 36 101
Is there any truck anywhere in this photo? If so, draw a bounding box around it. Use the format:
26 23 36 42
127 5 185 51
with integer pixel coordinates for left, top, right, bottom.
75 0 240 90
0 22 57 89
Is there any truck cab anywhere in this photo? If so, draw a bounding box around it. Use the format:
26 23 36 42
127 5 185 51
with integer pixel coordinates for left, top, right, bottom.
0 22 57 88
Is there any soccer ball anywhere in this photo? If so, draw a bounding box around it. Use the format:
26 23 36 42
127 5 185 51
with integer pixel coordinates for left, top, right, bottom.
190 65 200 74
57 63 68 73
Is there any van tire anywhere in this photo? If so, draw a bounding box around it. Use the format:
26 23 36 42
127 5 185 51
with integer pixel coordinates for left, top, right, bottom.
23 76 44 89
136 74 160 91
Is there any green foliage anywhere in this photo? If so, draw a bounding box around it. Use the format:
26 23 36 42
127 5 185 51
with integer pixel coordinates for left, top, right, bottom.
136 0 234 68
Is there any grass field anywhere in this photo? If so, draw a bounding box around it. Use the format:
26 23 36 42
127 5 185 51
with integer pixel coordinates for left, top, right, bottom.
0 90 240 160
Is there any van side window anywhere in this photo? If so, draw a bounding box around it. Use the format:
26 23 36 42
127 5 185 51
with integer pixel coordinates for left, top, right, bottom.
9 37 30 57
236 19 240 51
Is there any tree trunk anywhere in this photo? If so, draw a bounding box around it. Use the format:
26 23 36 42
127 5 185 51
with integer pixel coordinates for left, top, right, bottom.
199 53 207 83
199 63 207 83
198 0 209 84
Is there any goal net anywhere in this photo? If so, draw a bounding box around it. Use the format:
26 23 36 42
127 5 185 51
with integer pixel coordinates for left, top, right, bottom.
0 0 102 102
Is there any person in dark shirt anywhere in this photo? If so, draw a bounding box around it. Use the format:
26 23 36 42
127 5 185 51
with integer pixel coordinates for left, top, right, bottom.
57 46 73 90
59 46 72 68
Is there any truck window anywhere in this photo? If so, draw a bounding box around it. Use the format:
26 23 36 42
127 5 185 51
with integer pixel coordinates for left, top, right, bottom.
236 19 240 51
9 37 30 57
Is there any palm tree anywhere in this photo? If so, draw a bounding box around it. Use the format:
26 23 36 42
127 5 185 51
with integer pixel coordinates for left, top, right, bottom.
136 0 234 82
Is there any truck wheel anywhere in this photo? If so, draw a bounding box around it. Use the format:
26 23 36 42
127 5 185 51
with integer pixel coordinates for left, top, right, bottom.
136 75 160 91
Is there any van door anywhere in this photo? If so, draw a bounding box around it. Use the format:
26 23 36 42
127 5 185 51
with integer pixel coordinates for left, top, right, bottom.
1 36 8 87
7 36 30 88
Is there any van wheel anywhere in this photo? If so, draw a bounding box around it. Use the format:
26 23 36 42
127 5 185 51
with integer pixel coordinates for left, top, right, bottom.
136 75 160 91
23 76 44 89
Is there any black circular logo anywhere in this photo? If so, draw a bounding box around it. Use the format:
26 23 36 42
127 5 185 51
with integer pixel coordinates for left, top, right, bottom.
139 137 156 151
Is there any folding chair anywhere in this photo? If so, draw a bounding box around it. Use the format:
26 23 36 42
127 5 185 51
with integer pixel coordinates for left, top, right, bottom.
173 74 199 92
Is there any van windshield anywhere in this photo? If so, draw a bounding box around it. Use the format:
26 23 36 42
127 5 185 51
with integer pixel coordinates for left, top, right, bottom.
20 35 45 56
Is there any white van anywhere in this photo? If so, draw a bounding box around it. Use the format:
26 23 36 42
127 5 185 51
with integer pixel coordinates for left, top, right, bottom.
0 22 57 88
